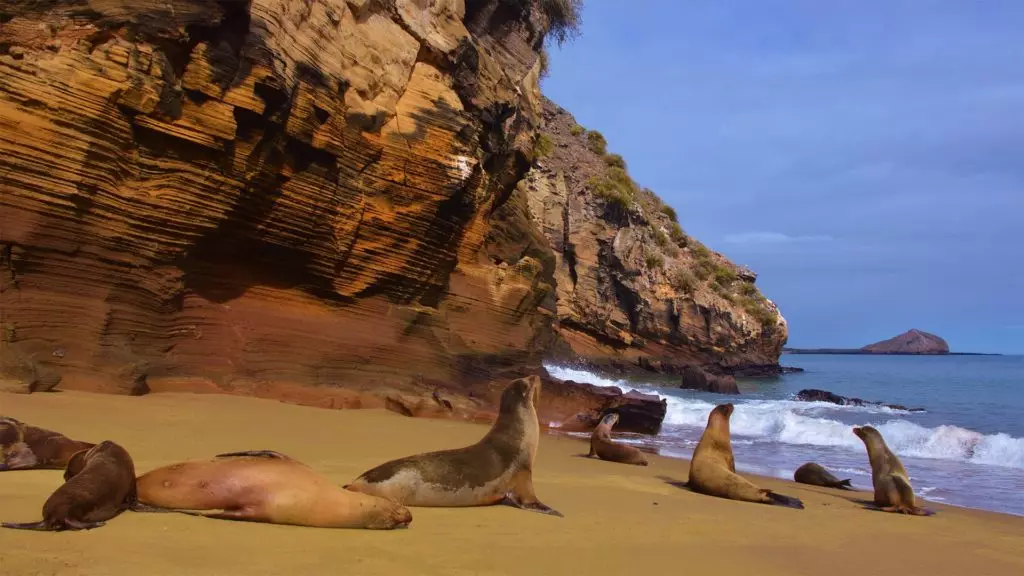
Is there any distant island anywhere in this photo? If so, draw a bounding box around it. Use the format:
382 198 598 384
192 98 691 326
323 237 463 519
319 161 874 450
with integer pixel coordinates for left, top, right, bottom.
784 329 1000 356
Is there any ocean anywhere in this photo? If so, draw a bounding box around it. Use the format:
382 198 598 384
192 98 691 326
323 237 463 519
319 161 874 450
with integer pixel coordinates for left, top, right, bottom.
545 354 1024 516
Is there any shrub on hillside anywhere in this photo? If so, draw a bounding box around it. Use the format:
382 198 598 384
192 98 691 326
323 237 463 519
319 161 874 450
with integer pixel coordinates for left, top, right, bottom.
645 251 665 270
604 153 626 170
660 204 678 222
672 269 697 293
540 0 583 45
713 266 738 286
538 48 550 79
587 130 608 155
669 222 687 246
569 123 585 136
534 133 554 158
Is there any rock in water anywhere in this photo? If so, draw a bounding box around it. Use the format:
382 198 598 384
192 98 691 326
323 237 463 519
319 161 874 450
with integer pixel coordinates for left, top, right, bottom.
679 366 740 395
795 389 924 412
861 330 950 355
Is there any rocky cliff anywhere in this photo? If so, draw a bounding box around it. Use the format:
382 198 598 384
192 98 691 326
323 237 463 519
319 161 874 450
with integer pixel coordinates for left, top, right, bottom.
524 100 787 375
861 329 949 355
0 1 783 426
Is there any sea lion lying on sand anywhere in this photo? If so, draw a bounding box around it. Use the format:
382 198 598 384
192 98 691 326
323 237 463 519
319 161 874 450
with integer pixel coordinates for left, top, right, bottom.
0 416 95 471
135 450 412 529
853 426 934 516
688 404 804 509
793 462 853 490
588 413 648 466
345 376 562 517
2 440 136 531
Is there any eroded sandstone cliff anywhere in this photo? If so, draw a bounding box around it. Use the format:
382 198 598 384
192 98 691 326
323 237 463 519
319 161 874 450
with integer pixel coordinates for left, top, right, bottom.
0 1 779 429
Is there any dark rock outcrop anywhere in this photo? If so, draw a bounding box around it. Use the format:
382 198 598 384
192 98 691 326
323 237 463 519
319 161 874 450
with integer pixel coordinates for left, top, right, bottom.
679 365 739 395
861 329 950 355
795 389 924 412
546 379 667 435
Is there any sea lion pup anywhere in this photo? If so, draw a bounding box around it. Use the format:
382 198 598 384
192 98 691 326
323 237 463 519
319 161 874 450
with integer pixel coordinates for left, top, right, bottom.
0 417 95 471
2 440 136 531
134 451 413 529
345 376 562 517
853 425 934 516
793 462 853 490
588 413 648 466
687 404 804 509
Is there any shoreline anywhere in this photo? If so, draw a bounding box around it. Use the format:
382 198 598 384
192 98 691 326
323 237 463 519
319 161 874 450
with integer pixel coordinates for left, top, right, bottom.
2 390 1022 576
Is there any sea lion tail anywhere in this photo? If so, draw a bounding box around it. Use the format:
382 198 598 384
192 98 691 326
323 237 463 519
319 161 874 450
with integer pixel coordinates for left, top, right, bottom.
765 491 805 509
836 479 853 490
1 521 50 531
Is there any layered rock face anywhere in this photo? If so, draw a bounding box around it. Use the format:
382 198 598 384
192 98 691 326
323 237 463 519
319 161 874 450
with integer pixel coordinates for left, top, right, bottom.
523 101 788 375
0 0 569 412
0 1 785 429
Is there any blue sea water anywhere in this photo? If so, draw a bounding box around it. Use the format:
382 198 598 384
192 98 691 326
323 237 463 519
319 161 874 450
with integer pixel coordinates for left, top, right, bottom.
545 354 1024 516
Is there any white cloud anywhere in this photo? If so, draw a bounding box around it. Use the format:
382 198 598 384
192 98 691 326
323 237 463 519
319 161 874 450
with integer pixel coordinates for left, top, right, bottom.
723 232 835 245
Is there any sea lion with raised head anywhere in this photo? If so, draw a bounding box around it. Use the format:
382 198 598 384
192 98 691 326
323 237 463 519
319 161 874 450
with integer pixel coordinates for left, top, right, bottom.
793 462 853 490
2 440 136 531
853 425 934 515
588 413 648 466
345 376 561 517
134 450 412 529
687 404 804 509
0 417 95 471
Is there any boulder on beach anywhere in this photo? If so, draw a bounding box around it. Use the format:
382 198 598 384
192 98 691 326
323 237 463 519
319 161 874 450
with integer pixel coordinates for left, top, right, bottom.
679 366 740 395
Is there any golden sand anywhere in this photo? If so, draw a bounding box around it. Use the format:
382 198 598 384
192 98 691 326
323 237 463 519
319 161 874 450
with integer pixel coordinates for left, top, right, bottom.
1 390 1022 576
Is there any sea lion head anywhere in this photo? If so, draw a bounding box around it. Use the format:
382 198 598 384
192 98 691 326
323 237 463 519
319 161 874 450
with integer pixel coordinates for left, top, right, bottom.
852 425 879 442
705 403 734 435
0 417 25 445
711 403 735 419
500 376 541 416
0 418 32 471
600 412 620 427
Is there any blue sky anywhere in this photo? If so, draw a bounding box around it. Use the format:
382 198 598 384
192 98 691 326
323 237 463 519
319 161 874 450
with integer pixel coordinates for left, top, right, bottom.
543 1 1024 354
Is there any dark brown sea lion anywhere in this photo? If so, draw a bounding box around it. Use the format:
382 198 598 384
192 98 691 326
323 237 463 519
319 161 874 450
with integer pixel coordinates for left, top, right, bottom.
853 426 934 516
345 376 562 517
0 416 95 471
588 413 648 466
793 462 853 490
688 404 804 509
2 440 136 531
134 451 412 529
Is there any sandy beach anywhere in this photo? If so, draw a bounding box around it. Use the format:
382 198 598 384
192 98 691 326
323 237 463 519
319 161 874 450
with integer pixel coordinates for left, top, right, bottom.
1 390 1022 576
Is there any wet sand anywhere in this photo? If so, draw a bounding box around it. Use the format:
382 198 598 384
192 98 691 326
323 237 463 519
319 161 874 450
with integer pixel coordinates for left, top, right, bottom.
1 390 1022 576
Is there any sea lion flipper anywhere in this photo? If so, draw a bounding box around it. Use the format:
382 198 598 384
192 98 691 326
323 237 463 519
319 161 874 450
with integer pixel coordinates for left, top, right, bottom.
500 493 564 517
836 478 853 490
215 450 289 460
64 519 105 530
765 490 805 510
130 503 180 514
1 521 50 531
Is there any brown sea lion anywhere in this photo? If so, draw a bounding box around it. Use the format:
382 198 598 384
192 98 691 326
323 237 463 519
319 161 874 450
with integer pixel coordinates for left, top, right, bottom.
793 462 853 490
2 440 136 531
687 404 804 509
588 413 648 466
853 425 934 515
134 450 412 529
0 417 95 471
345 376 562 517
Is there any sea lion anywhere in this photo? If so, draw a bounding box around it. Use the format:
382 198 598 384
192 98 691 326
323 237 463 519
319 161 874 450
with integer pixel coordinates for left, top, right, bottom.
687 404 804 509
2 440 136 531
0 416 95 471
853 425 934 515
793 462 853 490
587 413 648 466
345 376 562 517
134 450 412 529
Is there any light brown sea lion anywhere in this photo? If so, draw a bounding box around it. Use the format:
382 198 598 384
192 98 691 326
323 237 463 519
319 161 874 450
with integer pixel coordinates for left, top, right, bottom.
587 413 648 466
2 440 136 531
345 376 562 517
687 404 804 509
853 425 934 516
134 450 412 529
0 416 95 471
793 462 853 490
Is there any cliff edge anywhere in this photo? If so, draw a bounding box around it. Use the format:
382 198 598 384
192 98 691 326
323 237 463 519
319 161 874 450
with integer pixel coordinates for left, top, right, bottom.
0 1 785 424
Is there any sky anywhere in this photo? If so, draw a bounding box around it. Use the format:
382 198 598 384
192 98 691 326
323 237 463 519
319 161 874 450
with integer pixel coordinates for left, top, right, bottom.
542 0 1024 354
